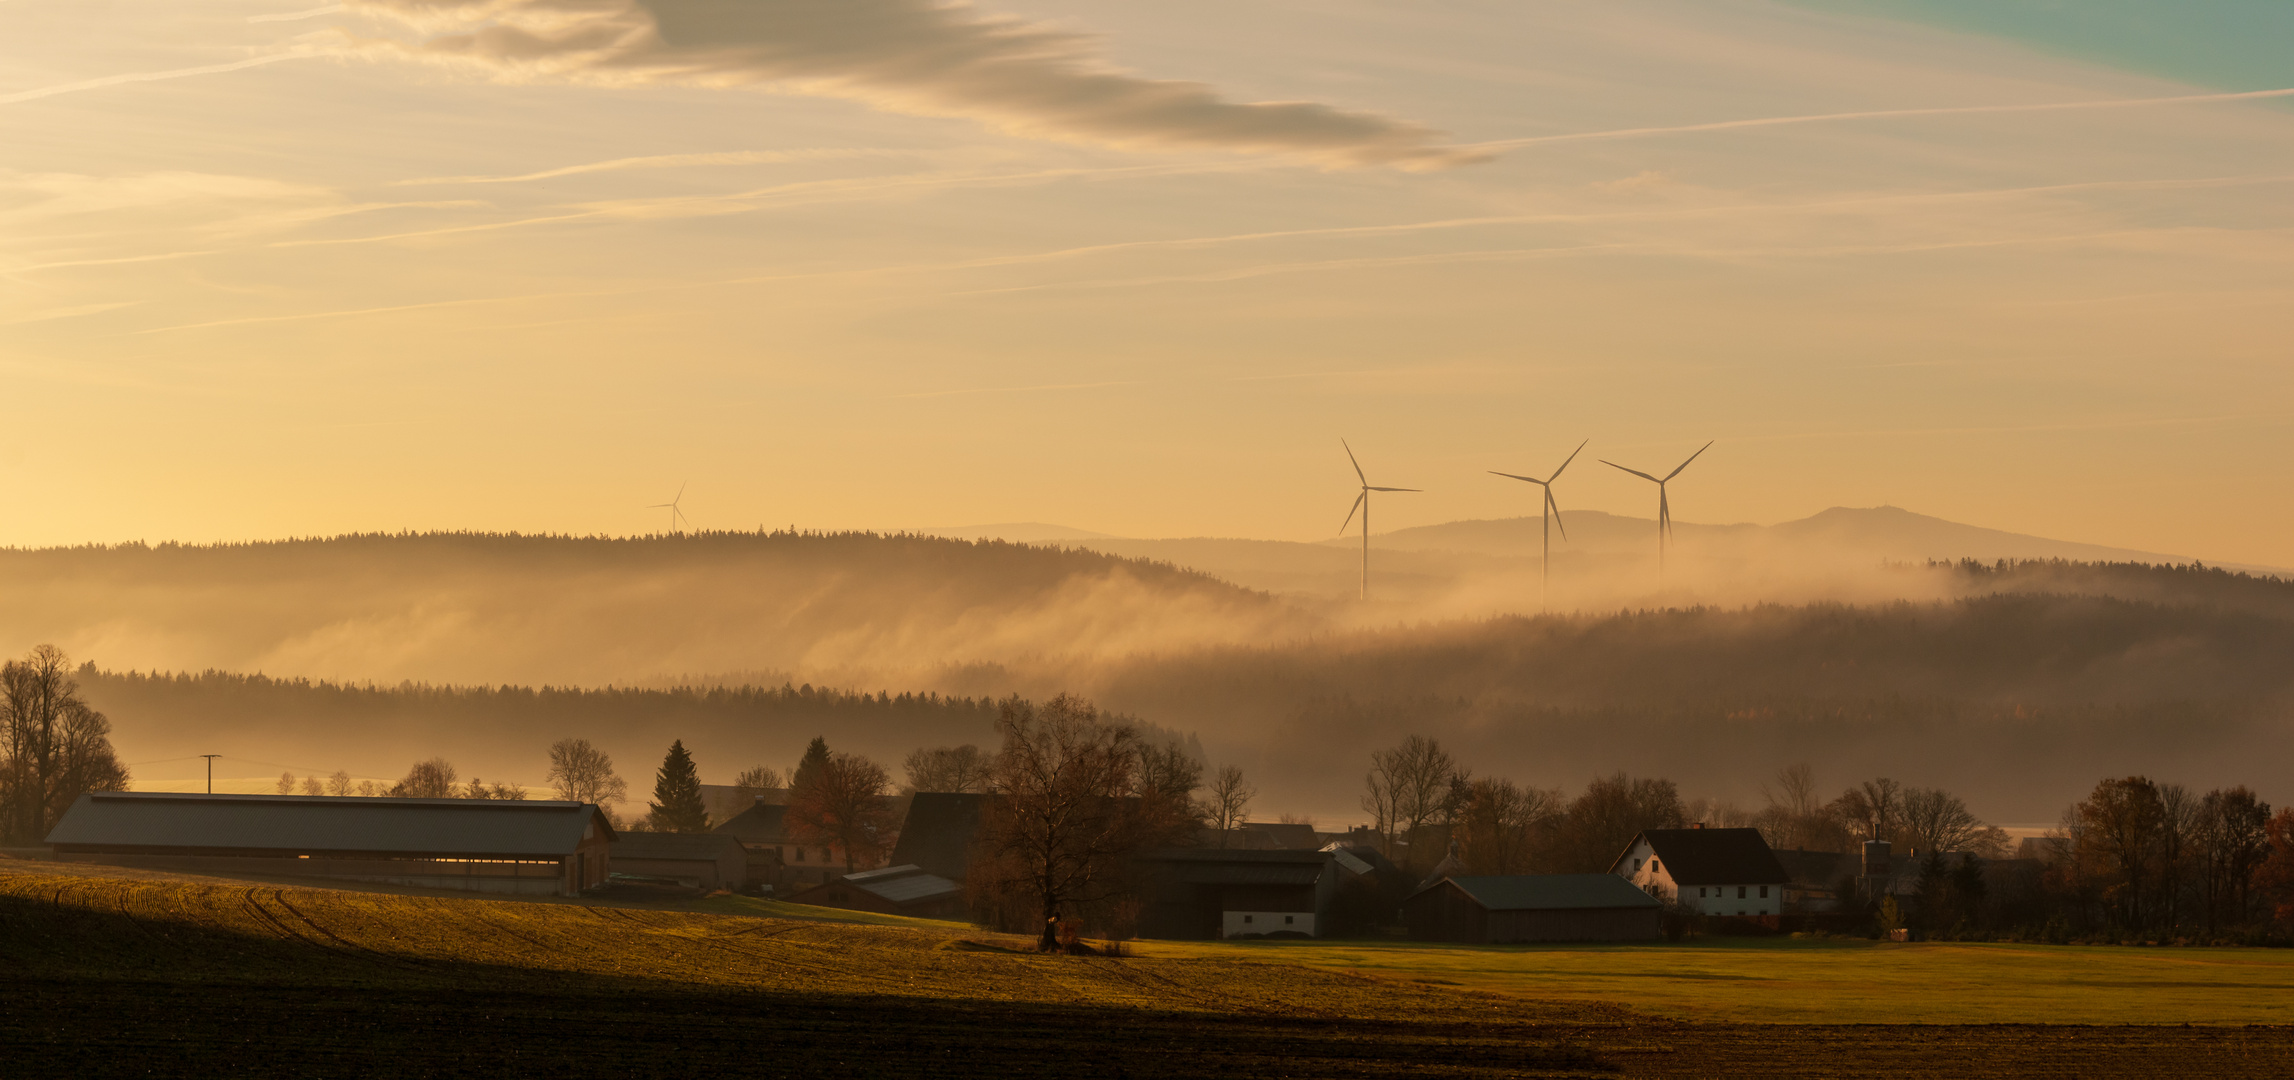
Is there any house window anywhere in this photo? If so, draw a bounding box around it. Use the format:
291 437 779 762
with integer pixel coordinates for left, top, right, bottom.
794 848 805 863
1737 886 1747 899
1284 916 1294 925
1633 858 1643 872
1698 887 1707 898
1243 915 1254 924
1759 886 1769 898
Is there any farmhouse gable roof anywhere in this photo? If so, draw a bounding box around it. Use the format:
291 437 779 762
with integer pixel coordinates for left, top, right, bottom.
1617 828 1790 886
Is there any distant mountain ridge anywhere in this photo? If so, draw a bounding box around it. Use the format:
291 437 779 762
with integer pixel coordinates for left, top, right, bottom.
995 506 2275 609
923 522 1116 542
1363 505 2199 566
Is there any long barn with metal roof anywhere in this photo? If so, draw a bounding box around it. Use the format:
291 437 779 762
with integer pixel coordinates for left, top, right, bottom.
1404 873 1662 943
46 791 615 897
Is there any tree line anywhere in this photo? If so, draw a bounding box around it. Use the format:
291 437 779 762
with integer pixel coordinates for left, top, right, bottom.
1352 732 2294 943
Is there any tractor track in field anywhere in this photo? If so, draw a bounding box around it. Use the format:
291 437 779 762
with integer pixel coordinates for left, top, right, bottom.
267 889 440 973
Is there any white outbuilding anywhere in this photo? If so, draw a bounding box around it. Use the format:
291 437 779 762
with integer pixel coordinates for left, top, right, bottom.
1612 825 1792 921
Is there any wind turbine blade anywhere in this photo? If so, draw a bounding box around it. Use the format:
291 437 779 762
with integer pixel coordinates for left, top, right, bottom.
1340 438 1367 486
1367 486 1421 492
1338 492 1365 535
1659 488 1672 538
1488 471 1543 484
1548 489 1568 541
1601 460 1662 484
1663 441 1713 482
1547 439 1588 482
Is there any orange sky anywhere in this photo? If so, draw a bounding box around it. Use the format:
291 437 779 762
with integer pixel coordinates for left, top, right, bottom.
3 0 2290 565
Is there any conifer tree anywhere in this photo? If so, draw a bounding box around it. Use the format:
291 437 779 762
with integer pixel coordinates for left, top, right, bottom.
791 736 831 794
648 739 709 833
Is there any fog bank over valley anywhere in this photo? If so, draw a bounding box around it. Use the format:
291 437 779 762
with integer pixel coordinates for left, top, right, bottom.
16 510 2284 825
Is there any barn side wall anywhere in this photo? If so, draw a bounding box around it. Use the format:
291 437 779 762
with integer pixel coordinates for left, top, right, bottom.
1485 906 1661 943
57 852 572 895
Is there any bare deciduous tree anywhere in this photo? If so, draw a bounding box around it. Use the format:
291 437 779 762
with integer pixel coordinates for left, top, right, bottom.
277 771 296 795
733 764 784 803
392 758 459 799
2073 776 2166 929
1361 735 1457 867
327 771 353 796
1899 787 1987 855
545 738 627 806
2197 786 2271 931
903 745 990 793
786 751 894 871
971 694 1196 951
463 777 528 800
1203 765 1254 845
1834 778 1903 843
1556 772 1683 872
1 646 130 843
1457 777 1561 875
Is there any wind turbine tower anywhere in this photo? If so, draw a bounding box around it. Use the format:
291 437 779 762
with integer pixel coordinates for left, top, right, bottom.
648 482 692 535
1337 440 1420 602
1489 439 1585 612
1600 441 1712 594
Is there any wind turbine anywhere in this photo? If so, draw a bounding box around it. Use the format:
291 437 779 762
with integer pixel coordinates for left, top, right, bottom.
1489 439 1586 612
648 482 691 535
1337 439 1420 602
1600 442 1711 593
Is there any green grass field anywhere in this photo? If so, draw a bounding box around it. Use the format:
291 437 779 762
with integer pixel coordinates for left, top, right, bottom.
1144 935 2294 1025
6 860 2292 1078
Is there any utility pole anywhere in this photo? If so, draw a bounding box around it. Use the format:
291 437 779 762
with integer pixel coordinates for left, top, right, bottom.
200 755 221 794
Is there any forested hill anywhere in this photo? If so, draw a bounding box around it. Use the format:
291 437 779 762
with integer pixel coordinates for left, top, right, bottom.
969 581 2294 821
0 530 1306 687
81 670 1008 797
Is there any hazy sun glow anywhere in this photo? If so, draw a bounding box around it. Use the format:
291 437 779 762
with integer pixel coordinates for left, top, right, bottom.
3 0 2290 565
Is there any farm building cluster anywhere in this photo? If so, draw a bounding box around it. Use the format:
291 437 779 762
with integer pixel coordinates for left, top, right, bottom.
44 788 1987 942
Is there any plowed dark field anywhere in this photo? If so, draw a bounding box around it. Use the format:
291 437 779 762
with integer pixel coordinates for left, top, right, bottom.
3 863 2288 1078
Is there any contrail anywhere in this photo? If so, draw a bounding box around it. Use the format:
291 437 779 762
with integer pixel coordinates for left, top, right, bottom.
0 51 323 105
248 4 342 22
394 148 914 186
893 380 1140 399
1468 86 2294 152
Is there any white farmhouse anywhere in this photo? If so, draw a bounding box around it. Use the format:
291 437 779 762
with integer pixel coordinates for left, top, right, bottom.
1611 825 1792 921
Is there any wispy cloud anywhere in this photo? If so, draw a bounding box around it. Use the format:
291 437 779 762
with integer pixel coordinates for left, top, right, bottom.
275 160 1256 247
394 147 915 185
249 4 343 23
892 379 1139 399
347 0 1479 169
1468 87 2294 152
4 250 218 276
0 301 140 326
0 50 325 105
138 292 595 333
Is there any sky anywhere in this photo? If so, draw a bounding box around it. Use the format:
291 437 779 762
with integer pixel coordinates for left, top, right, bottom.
5 0 2292 565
